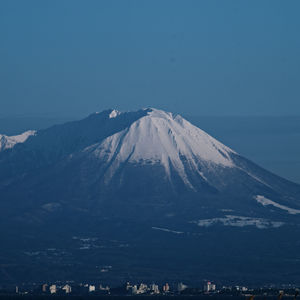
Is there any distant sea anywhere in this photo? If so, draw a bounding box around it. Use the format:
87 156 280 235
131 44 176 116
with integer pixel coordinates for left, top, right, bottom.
0 114 299 185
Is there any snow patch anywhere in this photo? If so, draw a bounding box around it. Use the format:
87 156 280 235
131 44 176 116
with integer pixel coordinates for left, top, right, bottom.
109 109 121 119
241 171 272 188
192 215 284 229
255 195 300 215
152 227 184 234
42 202 61 212
0 130 36 151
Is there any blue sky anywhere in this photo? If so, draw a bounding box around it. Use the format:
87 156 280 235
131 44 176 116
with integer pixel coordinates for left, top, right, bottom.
1 0 300 117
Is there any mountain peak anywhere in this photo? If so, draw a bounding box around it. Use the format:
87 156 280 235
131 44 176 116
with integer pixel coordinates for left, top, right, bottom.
89 108 236 189
142 107 174 118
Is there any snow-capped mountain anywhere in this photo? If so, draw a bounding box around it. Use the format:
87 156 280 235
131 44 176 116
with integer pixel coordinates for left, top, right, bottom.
0 108 300 285
58 108 299 210
0 130 35 151
89 108 235 189
1 107 299 219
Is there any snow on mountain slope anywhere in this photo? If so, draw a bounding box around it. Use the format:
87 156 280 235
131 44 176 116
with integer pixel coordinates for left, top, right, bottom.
255 195 300 214
89 108 236 188
109 109 121 119
0 130 36 151
192 215 284 229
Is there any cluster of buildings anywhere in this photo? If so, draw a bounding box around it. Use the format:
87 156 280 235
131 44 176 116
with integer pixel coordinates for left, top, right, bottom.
10 282 300 297
125 282 171 294
40 282 109 295
36 281 217 295
11 280 245 296
39 282 176 295
6 282 300 299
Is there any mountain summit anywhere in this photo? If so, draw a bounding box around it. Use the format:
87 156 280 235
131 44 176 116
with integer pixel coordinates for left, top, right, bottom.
89 108 235 189
0 108 300 285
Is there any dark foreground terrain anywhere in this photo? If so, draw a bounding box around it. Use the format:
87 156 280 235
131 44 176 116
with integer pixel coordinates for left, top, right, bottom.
0 296 294 300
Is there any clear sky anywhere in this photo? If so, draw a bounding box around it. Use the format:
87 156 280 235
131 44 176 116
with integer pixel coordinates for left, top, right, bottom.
1 0 300 117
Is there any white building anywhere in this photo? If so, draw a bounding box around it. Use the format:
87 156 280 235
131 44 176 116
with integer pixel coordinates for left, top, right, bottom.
49 285 57 294
204 281 216 292
89 285 96 292
136 283 148 294
150 283 160 294
62 284 72 294
163 283 169 293
131 285 138 294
